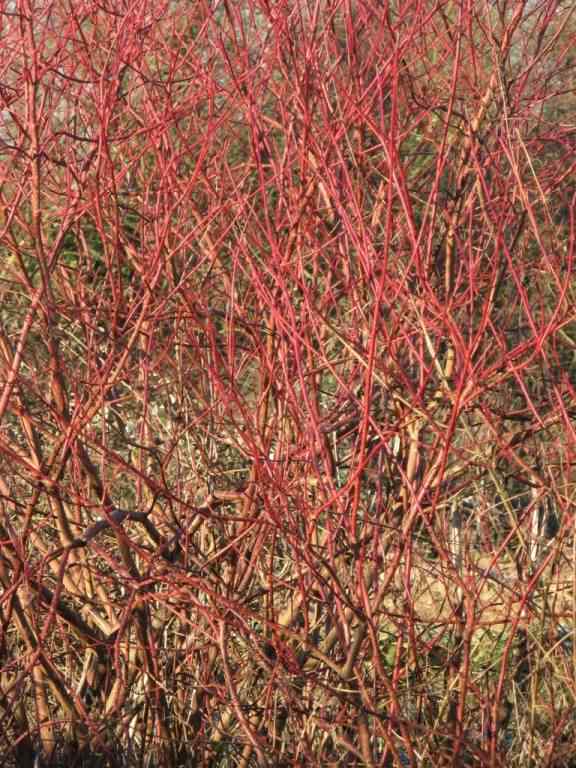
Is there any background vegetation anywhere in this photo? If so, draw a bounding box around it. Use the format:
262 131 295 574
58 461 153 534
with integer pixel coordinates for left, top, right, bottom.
0 0 575 765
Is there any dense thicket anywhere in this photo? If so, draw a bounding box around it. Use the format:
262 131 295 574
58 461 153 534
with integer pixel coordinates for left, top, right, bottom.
0 1 575 765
